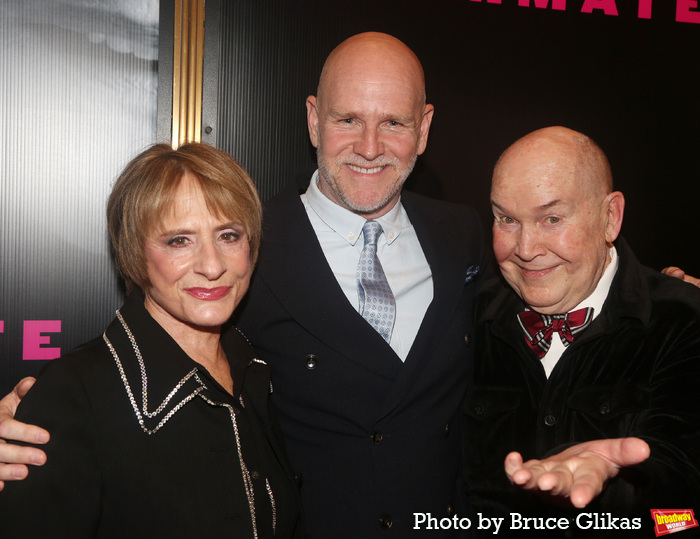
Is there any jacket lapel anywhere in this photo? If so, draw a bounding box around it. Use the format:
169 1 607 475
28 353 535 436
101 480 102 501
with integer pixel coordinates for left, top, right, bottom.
404 192 474 364
256 183 402 380
377 192 477 416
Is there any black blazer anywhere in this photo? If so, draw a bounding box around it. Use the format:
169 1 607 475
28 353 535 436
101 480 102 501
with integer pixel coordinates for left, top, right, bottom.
0 292 305 538
235 178 486 538
464 238 700 538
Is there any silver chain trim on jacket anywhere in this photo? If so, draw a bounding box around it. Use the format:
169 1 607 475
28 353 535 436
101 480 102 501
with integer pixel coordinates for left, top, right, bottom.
199 394 262 538
103 309 276 536
102 310 206 435
266 478 277 534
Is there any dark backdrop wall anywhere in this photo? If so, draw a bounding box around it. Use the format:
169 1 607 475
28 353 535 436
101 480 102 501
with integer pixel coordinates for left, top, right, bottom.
3 0 698 394
206 0 700 276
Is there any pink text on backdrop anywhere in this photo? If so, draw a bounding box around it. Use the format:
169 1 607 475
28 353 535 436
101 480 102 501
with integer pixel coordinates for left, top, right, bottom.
469 0 700 22
678 0 700 22
22 320 62 360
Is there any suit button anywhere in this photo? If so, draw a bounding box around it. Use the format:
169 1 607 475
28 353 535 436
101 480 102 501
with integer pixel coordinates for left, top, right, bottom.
464 333 472 346
447 503 455 517
544 415 556 427
599 402 611 415
371 430 383 445
474 403 485 416
304 354 318 370
378 514 393 529
444 423 450 437
294 474 303 487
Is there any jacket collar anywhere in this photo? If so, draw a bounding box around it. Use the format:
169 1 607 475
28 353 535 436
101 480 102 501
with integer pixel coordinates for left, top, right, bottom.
105 290 255 407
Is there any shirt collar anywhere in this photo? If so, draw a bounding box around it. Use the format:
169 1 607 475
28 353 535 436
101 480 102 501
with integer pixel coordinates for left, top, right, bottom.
305 170 404 246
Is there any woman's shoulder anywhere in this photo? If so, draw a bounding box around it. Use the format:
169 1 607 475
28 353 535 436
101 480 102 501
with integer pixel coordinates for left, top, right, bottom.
15 335 116 427
46 334 112 373
26 335 113 401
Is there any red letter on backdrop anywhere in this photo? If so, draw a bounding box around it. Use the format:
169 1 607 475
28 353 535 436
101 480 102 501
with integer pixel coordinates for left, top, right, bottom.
677 0 700 22
518 0 566 9
470 0 503 3
23 320 61 360
581 0 619 15
638 0 652 18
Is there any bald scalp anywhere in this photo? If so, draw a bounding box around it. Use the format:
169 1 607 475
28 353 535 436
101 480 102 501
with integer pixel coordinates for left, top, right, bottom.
317 32 427 106
574 132 613 197
494 126 613 201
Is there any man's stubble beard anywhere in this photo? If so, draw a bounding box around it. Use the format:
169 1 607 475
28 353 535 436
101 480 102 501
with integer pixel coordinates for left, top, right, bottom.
316 145 417 216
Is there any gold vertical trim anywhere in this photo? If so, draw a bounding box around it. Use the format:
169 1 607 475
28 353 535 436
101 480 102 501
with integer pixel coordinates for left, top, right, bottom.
178 0 189 146
194 0 205 141
171 0 205 149
171 0 182 148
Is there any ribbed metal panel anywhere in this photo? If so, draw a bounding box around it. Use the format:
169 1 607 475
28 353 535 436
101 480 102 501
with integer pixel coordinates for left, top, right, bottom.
1 0 158 393
215 0 322 202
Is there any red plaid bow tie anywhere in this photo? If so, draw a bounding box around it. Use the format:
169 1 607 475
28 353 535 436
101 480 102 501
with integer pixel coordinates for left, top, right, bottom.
517 307 594 358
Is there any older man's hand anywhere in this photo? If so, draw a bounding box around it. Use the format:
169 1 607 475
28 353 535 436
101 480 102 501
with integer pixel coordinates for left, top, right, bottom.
504 437 650 508
0 377 49 491
662 267 700 287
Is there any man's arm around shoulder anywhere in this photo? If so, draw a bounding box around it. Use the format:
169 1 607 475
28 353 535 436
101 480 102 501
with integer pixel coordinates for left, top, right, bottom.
0 378 49 490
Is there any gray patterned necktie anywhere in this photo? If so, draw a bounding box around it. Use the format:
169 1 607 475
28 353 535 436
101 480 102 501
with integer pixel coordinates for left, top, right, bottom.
357 220 396 343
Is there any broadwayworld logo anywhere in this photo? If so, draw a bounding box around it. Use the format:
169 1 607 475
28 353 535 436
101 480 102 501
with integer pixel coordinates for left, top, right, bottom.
651 509 698 536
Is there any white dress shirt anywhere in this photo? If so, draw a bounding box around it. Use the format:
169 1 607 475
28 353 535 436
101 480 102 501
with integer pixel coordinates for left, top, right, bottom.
301 171 433 361
540 246 619 377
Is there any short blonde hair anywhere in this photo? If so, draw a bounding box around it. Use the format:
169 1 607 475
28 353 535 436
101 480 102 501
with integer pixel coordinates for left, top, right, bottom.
107 143 262 293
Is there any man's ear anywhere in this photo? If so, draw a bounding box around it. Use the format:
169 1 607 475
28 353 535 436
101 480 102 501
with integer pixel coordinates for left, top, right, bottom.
604 191 625 243
417 103 434 156
306 95 320 148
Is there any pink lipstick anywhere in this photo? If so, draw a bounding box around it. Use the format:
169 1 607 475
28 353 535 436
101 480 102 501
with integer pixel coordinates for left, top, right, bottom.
184 287 231 300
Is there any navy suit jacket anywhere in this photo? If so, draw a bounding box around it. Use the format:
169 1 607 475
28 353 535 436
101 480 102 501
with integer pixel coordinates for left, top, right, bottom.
235 177 486 538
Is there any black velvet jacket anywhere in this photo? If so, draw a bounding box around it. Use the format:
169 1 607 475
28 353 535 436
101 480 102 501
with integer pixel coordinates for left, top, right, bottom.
0 292 305 538
463 239 700 538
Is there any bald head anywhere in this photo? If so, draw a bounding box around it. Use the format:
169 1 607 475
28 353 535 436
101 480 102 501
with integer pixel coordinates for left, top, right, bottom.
490 126 625 314
318 32 427 108
494 126 614 201
306 32 434 219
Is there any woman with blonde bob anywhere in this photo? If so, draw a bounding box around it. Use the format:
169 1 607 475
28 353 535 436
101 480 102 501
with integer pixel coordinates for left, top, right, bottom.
0 143 304 538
